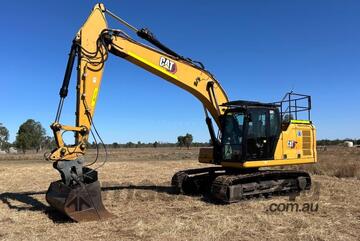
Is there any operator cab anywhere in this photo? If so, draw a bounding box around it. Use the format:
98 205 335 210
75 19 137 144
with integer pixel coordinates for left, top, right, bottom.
220 101 281 162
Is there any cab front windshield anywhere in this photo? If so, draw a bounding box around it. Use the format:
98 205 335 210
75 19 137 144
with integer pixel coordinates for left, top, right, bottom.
221 112 245 161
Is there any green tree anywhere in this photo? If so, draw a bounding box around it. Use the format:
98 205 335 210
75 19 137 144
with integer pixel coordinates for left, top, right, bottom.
177 136 185 148
125 142 135 148
0 123 9 151
42 136 56 150
177 133 193 149
153 141 158 148
112 142 119 148
184 133 193 149
137 141 142 148
15 119 46 153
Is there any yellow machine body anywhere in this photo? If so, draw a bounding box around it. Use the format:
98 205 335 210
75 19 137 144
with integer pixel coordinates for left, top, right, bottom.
219 121 317 168
46 3 317 222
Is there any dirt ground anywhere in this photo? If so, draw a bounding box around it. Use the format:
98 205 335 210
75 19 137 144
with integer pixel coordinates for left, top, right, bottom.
0 147 359 241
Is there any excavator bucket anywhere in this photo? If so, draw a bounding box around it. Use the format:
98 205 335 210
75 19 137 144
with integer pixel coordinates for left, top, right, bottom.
46 170 114 222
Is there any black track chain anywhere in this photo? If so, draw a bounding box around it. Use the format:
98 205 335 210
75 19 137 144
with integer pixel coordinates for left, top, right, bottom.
171 168 311 203
211 170 311 203
171 167 226 194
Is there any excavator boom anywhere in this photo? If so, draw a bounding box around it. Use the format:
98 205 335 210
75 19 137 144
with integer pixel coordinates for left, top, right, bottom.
48 3 228 163
46 3 229 221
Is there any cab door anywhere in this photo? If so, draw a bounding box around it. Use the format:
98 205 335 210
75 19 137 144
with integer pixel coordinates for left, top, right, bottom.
245 108 280 160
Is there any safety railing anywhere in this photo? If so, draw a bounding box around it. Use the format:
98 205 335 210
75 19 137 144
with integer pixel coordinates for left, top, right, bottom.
273 92 311 122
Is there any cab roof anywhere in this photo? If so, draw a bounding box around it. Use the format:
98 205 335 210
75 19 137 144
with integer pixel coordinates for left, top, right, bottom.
221 100 279 108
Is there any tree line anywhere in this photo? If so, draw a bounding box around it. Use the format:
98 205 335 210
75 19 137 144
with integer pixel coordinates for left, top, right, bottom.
317 139 360 146
0 120 209 154
105 133 200 149
3 119 354 154
0 120 56 153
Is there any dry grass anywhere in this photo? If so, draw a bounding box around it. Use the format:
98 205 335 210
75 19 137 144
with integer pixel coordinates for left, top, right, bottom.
0 147 198 163
291 146 360 179
0 147 359 240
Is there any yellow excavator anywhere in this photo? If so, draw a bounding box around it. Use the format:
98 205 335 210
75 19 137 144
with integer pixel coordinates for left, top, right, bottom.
45 3 317 222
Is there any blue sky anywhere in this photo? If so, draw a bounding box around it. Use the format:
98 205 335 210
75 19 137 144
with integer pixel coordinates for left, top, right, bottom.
1 0 359 143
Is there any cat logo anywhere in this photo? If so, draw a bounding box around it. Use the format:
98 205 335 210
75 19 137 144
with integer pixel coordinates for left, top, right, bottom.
159 56 177 73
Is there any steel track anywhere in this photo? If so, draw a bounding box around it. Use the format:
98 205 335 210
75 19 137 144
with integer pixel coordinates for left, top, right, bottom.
171 167 311 203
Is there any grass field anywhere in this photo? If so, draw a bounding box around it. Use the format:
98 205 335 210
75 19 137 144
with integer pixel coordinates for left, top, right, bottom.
0 147 359 240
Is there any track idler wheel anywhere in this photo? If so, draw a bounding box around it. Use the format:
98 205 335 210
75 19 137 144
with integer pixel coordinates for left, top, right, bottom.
46 163 114 222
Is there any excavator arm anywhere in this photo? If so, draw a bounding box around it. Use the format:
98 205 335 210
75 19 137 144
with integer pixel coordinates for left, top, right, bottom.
45 4 231 221
47 3 228 163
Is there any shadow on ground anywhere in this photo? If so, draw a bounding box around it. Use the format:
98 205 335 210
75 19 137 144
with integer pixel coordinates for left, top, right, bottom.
0 184 183 223
0 182 293 223
0 190 70 223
